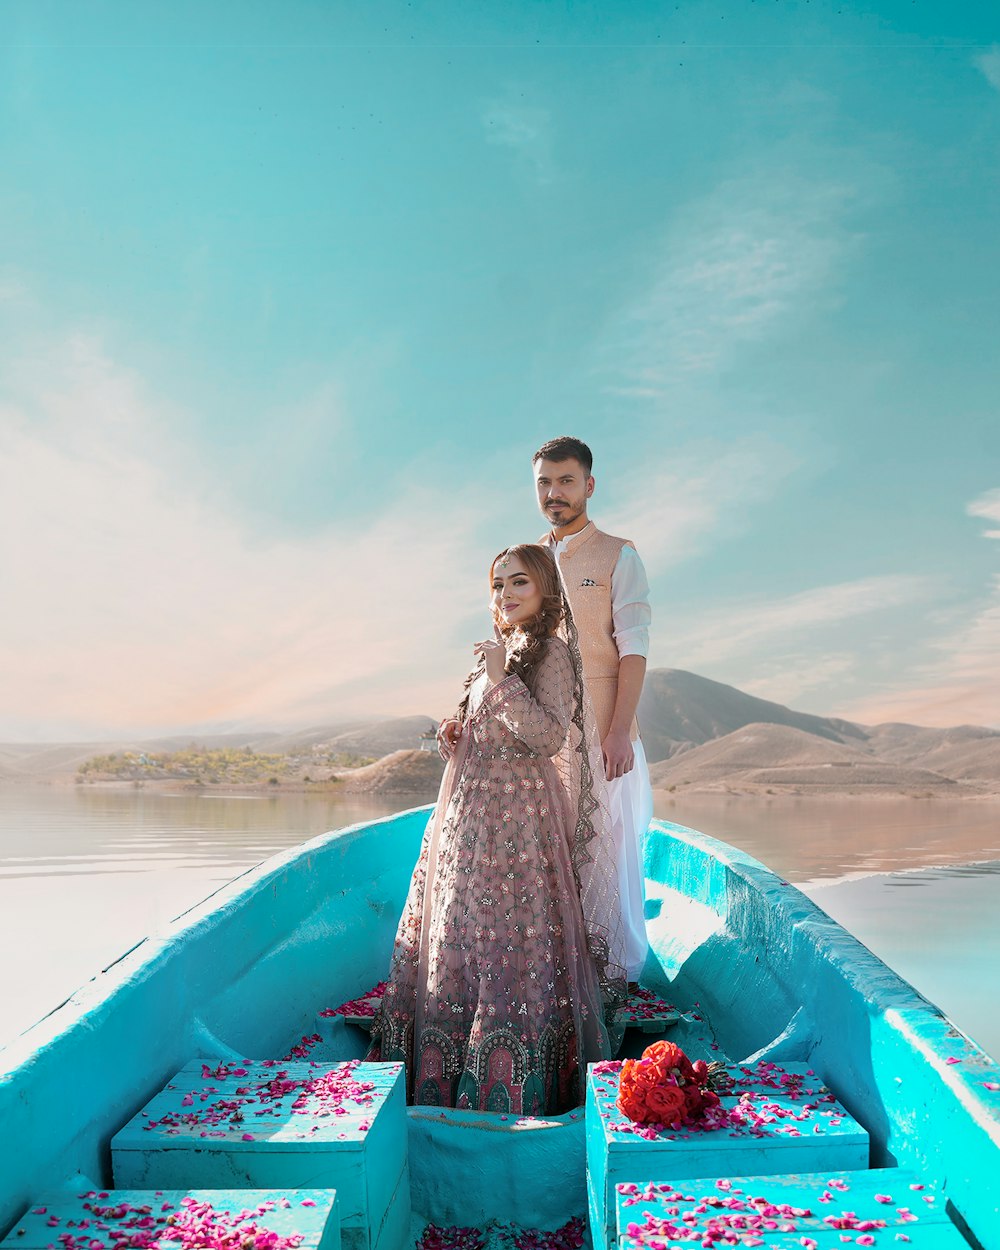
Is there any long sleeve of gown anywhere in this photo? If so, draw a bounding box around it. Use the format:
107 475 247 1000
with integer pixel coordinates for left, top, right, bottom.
478 639 575 757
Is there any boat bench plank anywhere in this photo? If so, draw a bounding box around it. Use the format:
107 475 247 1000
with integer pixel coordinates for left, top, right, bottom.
587 1062 870 1250
615 1169 954 1250
620 1221 965 1250
617 990 684 1034
0 1189 340 1250
110 1062 409 1250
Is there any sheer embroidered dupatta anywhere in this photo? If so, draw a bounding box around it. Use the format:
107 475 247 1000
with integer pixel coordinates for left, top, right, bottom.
552 589 628 1050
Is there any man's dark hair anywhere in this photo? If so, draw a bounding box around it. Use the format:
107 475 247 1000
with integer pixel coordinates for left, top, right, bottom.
532 436 593 476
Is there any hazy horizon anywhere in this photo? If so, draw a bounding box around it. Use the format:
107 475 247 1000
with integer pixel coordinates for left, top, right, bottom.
2 2 998 741
3 665 998 752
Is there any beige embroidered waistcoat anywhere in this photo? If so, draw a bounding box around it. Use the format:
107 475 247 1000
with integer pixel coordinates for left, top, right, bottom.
540 524 638 742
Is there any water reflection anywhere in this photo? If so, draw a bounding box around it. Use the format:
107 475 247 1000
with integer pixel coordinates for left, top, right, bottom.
0 785 413 1045
885 860 1000 880
656 792 1000 883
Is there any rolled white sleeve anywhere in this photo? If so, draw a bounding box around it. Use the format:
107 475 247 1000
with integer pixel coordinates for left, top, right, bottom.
611 545 651 658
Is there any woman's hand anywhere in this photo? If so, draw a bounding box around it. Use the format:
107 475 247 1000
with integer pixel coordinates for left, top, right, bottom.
437 718 463 761
473 626 509 686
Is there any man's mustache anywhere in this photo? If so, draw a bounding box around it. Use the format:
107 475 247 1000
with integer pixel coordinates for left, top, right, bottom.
546 500 570 508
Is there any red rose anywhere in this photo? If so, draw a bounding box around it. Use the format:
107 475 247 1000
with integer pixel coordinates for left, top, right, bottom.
617 1060 650 1122
645 1081 686 1124
642 1040 694 1083
617 1059 676 1124
683 1083 705 1116
616 1042 709 1125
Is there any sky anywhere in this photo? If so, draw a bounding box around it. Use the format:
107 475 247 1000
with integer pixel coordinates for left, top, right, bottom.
1 0 998 741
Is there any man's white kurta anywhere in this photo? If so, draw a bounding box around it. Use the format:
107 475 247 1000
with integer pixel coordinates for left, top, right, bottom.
551 527 653 981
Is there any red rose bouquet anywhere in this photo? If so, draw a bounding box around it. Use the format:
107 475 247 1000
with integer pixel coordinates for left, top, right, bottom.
616 1040 729 1127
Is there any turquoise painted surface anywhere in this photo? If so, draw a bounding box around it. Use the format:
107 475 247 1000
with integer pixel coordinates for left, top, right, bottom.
0 1190 341 1250
615 1168 965 1250
110 1060 409 1250
641 820 1000 1247
614 1167 947 1239
0 811 998 1247
586 1061 869 1247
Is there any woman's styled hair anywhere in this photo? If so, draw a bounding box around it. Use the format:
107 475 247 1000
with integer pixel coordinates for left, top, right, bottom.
456 544 564 722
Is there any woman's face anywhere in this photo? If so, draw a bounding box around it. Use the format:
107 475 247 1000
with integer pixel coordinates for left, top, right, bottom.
491 554 543 627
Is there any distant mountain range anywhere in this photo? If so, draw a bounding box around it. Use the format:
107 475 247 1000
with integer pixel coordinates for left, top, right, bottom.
2 672 998 795
638 670 1000 794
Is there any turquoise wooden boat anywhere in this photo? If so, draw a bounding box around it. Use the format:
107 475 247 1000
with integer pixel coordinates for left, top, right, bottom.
1 809 998 1249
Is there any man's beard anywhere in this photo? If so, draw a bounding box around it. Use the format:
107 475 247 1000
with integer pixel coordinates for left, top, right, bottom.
544 500 585 529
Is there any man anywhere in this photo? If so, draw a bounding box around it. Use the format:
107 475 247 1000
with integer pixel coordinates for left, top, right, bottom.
533 435 652 984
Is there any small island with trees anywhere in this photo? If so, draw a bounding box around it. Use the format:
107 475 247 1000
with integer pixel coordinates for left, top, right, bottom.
76 744 375 787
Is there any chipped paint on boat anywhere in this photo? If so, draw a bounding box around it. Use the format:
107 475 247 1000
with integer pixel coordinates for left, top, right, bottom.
0 810 998 1245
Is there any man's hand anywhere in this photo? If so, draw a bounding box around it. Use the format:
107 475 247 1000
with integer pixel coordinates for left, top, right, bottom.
437 718 463 761
602 727 635 782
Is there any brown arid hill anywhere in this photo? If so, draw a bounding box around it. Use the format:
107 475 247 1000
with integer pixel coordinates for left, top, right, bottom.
647 723 961 795
637 669 866 762
313 717 437 759
637 669 1000 789
335 749 444 795
205 717 438 758
860 724 1000 783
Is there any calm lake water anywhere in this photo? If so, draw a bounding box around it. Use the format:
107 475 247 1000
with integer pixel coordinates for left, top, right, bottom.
1 785 998 1058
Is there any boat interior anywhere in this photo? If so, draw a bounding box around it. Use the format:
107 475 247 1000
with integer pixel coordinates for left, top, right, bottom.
0 807 998 1250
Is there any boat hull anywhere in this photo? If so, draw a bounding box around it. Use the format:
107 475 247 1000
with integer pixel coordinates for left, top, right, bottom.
1 809 998 1244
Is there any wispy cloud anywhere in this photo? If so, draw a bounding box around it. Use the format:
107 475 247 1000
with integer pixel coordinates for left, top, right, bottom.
738 653 857 710
0 331 491 739
481 93 554 183
837 580 1000 729
968 487 1000 539
835 490 1000 728
601 172 861 396
663 575 933 671
974 45 1000 93
600 436 801 578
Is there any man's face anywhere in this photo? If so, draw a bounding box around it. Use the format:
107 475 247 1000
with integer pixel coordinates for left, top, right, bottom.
534 457 594 529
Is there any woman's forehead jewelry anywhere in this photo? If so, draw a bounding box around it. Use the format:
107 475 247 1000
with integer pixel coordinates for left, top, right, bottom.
497 554 511 569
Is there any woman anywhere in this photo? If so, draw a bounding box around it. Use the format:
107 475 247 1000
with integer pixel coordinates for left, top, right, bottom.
367 544 625 1115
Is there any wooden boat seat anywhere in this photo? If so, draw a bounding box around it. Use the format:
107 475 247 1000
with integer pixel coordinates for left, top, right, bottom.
588 1060 870 1250
615 1169 964 1250
109 1061 409 1250
0 1189 341 1250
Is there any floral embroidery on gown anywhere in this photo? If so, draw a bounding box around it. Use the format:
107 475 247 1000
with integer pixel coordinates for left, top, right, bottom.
367 637 611 1115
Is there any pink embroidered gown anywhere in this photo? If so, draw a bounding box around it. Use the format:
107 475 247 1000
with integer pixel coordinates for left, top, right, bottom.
367 637 610 1114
